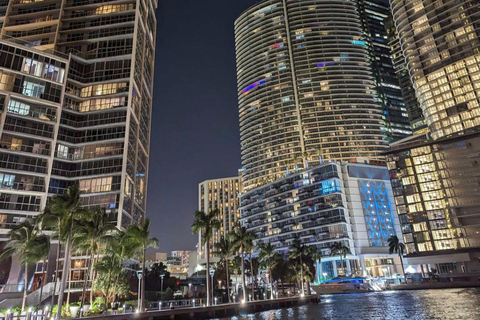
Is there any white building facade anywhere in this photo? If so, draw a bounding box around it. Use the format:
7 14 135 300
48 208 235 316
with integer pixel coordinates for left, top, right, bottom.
197 176 241 264
239 161 404 279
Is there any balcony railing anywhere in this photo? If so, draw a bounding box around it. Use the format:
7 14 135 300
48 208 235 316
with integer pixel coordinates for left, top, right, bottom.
0 181 45 192
0 142 51 156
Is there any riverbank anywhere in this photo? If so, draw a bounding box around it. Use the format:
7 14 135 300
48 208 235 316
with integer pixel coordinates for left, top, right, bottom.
70 295 319 320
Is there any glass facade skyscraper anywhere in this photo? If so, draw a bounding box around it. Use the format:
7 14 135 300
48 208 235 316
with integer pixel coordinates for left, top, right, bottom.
236 0 403 191
359 0 412 141
391 0 480 140
0 0 157 234
386 16 426 134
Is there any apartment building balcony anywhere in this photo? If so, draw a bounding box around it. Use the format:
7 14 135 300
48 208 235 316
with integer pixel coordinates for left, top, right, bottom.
54 147 123 161
60 14 135 31
64 0 129 9
57 25 134 45
0 173 45 193
7 107 57 123
0 154 48 174
0 135 51 157
0 197 41 213
8 1 60 17
3 118 54 139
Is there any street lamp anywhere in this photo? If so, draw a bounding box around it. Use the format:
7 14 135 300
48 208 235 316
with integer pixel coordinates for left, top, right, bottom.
136 271 143 312
160 273 165 292
209 266 216 306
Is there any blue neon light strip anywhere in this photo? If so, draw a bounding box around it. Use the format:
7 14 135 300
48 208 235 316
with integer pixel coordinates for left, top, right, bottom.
243 79 266 94
351 40 367 46
317 62 335 67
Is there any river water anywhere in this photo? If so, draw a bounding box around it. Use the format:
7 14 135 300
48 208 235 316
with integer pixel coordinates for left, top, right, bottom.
213 288 480 320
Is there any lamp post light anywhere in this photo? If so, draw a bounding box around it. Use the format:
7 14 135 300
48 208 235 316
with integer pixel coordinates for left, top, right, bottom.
160 273 165 292
136 271 143 312
322 272 328 281
209 266 216 306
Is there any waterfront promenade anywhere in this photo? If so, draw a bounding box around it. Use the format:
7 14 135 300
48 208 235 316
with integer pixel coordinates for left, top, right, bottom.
71 295 319 320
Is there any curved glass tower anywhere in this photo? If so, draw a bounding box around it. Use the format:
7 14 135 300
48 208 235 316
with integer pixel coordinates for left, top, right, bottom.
235 0 388 190
392 0 480 140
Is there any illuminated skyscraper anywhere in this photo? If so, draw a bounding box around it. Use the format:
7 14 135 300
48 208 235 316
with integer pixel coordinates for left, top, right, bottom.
358 0 412 140
391 0 480 140
385 17 426 134
0 0 157 293
197 176 241 263
386 0 480 274
235 0 389 191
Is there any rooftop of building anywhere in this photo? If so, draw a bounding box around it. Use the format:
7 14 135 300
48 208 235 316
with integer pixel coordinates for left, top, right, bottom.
384 129 480 154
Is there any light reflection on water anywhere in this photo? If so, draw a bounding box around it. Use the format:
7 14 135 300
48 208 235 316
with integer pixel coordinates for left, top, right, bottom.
211 288 480 320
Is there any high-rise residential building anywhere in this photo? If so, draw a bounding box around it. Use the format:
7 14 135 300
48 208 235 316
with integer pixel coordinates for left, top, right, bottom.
385 17 426 134
358 0 412 141
385 133 480 273
0 40 67 238
171 250 191 267
197 176 241 264
235 0 389 191
391 0 480 140
0 0 156 231
0 0 157 294
239 161 404 278
384 0 480 275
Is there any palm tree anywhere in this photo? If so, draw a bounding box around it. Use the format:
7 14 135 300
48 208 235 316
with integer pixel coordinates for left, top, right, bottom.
72 207 116 311
47 186 87 319
288 239 310 295
0 220 50 311
93 250 125 303
388 235 406 276
125 218 159 311
213 236 233 302
36 206 64 307
191 210 220 306
311 250 322 284
258 243 278 300
229 225 256 302
329 242 350 275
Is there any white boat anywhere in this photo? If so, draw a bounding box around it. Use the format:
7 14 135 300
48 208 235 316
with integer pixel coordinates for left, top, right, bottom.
311 277 378 294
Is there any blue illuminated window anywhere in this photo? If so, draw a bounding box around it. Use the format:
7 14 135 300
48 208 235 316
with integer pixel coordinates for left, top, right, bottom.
351 40 367 46
321 179 341 195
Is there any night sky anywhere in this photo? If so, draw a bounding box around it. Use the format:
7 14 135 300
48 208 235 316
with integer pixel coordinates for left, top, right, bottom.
148 1 259 252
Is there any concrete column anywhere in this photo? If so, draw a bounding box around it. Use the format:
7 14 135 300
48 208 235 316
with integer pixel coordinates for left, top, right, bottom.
346 259 352 275
332 260 338 277
360 255 366 277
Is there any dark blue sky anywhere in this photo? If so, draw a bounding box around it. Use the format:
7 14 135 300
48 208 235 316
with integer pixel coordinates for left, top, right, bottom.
148 1 258 252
